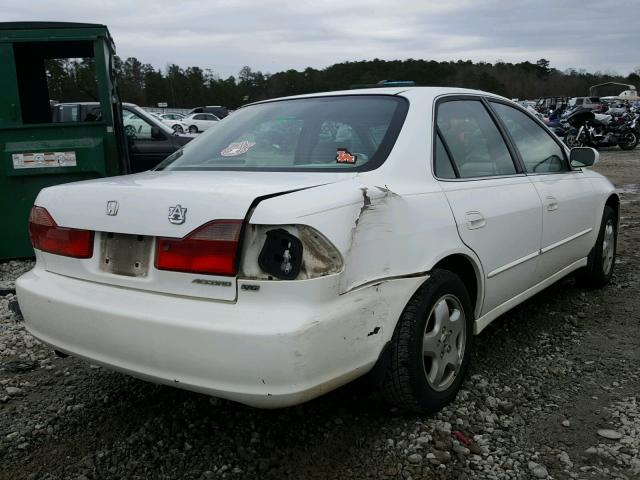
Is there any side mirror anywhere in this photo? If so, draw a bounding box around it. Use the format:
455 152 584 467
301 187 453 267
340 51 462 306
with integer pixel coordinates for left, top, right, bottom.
150 126 164 140
570 147 599 168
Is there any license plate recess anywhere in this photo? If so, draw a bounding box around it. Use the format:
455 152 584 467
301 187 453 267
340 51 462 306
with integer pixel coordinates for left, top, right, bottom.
99 233 152 277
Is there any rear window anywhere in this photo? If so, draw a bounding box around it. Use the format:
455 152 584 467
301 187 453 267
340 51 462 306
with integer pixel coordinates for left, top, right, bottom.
157 95 408 172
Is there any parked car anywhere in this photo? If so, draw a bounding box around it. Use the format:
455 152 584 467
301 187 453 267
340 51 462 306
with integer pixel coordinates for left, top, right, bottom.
17 87 618 413
52 102 102 122
182 112 220 133
568 96 603 112
120 105 193 172
155 112 189 133
188 105 229 119
53 102 193 173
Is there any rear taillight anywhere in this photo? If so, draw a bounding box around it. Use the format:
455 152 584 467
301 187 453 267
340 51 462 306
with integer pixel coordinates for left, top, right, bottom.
28 206 94 258
155 220 243 276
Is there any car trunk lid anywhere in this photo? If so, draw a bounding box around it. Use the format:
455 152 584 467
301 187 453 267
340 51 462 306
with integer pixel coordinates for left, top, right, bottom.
35 170 352 300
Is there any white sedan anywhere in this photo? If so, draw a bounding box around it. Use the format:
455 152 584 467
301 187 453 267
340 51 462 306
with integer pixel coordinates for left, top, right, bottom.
147 112 188 133
154 113 189 133
17 87 617 412
182 112 220 133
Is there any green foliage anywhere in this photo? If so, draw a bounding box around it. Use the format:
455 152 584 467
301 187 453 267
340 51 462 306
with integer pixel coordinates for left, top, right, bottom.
45 56 638 108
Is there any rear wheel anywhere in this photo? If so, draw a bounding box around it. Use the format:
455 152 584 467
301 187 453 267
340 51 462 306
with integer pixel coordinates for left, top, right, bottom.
124 125 137 137
379 270 473 413
618 132 638 150
577 206 617 288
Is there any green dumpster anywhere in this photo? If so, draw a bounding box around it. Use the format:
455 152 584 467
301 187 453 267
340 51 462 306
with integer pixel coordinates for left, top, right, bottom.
0 22 129 259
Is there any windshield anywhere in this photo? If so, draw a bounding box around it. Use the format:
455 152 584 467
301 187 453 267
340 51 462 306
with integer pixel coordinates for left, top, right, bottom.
156 95 408 172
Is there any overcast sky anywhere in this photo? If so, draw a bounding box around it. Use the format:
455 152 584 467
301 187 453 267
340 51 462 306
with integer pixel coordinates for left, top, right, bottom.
4 0 639 78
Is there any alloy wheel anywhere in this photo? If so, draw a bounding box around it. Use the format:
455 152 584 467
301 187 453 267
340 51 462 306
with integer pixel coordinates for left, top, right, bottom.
602 219 615 275
422 294 466 392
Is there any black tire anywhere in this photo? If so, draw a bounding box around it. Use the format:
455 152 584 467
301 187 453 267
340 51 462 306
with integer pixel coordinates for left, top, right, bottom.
379 269 473 413
618 132 638 150
172 124 184 133
577 205 617 288
124 125 137 137
564 133 578 148
188 125 198 134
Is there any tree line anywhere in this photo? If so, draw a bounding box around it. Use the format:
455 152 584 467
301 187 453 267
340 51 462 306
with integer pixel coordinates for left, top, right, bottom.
46 56 640 109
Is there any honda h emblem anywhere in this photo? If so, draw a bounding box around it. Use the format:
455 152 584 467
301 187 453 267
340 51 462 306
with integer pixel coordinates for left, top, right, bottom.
106 201 119 216
168 204 187 225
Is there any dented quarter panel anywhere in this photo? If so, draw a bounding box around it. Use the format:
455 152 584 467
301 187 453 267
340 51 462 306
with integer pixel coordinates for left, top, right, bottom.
250 90 484 313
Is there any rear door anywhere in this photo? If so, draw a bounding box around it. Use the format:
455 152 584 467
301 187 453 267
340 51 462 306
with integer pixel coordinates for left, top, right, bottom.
434 97 543 314
192 114 207 130
488 100 597 282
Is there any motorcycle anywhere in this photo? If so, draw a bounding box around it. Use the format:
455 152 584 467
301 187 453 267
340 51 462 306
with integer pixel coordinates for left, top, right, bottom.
564 107 638 150
629 111 640 137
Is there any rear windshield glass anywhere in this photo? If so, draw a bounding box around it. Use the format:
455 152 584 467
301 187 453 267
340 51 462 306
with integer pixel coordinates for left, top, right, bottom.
156 95 408 172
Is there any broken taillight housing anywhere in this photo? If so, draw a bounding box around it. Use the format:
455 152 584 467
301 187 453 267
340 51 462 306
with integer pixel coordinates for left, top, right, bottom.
240 224 343 280
155 220 243 276
28 206 94 258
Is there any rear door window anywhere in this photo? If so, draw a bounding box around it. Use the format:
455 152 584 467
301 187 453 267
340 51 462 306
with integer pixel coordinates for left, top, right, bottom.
434 134 456 179
436 100 516 178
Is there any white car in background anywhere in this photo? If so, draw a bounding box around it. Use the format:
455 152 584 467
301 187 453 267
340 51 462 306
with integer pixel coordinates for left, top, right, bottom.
182 112 220 133
149 112 189 134
17 87 618 413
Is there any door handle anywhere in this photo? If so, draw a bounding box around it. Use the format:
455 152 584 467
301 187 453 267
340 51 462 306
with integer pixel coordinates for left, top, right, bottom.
465 211 486 230
546 196 559 212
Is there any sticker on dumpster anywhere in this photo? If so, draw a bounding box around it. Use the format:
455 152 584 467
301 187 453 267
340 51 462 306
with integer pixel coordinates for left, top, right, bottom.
12 151 77 169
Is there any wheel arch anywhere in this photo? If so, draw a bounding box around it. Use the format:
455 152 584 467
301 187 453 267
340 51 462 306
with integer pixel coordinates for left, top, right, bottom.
431 253 483 319
605 193 620 222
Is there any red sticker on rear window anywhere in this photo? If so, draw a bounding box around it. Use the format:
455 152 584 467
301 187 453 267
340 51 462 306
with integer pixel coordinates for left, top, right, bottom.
336 148 357 164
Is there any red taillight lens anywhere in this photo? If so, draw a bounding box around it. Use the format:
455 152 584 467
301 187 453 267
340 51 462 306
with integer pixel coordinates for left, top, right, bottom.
155 220 243 276
28 206 94 258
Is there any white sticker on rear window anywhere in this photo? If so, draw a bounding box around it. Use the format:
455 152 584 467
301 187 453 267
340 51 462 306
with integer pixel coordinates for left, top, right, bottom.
220 141 256 157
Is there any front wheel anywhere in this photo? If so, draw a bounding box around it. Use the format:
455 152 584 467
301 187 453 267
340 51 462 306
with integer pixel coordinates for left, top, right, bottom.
618 132 638 150
172 124 184 134
379 270 473 413
577 205 617 288
564 133 578 147
188 125 199 134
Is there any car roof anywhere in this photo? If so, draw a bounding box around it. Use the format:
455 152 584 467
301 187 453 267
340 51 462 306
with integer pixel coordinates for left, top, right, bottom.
246 86 507 106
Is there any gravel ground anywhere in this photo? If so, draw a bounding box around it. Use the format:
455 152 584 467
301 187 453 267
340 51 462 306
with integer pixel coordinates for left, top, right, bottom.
1 148 639 480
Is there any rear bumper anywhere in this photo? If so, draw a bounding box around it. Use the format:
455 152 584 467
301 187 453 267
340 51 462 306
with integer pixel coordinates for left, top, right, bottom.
16 268 424 408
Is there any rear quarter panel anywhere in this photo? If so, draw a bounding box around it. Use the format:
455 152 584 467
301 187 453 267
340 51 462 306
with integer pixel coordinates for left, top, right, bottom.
249 178 479 295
